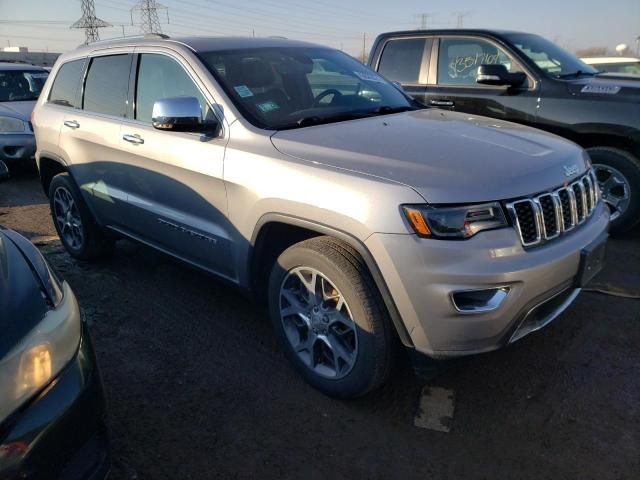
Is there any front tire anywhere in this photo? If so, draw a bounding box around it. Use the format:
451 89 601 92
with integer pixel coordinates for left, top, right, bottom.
49 173 114 260
588 147 640 234
268 237 394 398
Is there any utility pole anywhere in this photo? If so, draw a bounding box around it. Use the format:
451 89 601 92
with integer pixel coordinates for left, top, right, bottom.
71 0 111 44
131 0 168 35
362 32 366 63
452 11 471 28
415 13 434 30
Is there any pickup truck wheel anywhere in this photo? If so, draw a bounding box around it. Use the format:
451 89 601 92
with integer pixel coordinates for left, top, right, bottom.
268 237 393 398
49 173 114 260
588 147 640 233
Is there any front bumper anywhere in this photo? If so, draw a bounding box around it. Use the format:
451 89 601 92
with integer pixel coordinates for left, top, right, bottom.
0 304 109 479
0 133 36 163
366 201 610 357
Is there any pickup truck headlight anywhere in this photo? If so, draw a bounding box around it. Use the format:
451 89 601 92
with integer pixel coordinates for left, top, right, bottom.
0 116 25 133
403 202 508 239
0 254 78 424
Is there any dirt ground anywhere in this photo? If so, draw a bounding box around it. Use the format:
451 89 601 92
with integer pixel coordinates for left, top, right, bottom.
1 168 639 480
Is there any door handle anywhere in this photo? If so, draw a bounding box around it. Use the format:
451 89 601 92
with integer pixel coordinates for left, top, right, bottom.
63 120 80 129
429 99 455 107
123 134 144 145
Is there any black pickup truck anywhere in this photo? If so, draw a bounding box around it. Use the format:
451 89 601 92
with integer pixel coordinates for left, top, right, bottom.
368 29 640 233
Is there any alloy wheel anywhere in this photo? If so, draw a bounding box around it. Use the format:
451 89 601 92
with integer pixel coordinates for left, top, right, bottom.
593 164 631 221
53 186 84 250
279 266 358 379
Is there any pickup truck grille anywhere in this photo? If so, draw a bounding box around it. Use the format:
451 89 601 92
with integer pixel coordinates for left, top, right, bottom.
506 170 599 248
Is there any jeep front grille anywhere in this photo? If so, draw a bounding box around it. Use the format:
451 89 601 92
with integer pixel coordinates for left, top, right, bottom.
506 170 599 248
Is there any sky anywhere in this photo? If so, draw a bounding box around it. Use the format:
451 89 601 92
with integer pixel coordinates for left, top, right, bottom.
0 0 638 57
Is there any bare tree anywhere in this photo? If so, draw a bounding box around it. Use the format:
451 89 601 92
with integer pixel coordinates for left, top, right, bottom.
575 47 608 57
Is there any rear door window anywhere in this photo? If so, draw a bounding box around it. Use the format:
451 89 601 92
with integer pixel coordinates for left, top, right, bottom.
49 59 86 108
377 38 428 84
83 54 132 117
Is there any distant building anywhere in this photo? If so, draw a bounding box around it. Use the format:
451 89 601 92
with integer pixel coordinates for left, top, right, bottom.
0 47 61 67
2 46 29 53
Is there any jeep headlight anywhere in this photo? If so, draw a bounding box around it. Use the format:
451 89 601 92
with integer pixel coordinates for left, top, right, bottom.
0 261 79 424
0 116 25 133
403 202 508 239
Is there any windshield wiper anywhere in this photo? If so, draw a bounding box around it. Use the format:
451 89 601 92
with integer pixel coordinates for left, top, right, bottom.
291 105 419 128
370 105 420 115
557 70 598 79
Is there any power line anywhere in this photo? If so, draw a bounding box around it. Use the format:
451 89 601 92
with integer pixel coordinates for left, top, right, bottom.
130 0 169 34
452 11 471 29
71 0 111 43
415 13 434 30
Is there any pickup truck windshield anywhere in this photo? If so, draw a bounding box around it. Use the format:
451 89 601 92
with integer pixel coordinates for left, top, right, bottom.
504 33 599 78
0 70 48 102
199 47 415 130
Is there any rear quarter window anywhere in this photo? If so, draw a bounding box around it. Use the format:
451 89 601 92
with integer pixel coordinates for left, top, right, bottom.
49 59 86 108
83 54 132 117
377 38 428 84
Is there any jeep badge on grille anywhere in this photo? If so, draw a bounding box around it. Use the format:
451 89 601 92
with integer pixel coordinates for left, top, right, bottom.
563 164 579 177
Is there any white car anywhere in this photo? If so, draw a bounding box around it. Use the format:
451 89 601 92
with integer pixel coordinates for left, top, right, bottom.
581 57 640 75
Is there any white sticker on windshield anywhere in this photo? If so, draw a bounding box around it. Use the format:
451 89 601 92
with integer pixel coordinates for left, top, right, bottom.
256 101 280 113
31 73 49 79
353 71 385 83
234 85 253 97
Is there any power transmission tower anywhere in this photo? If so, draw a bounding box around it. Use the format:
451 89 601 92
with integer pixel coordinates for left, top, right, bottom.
452 11 471 28
71 0 111 44
414 13 434 30
131 0 169 35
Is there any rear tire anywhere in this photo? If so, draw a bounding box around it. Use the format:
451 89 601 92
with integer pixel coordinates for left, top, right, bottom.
587 147 640 234
49 173 114 260
268 236 394 398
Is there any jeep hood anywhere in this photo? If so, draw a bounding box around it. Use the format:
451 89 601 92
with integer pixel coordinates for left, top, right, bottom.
0 100 36 121
271 109 588 204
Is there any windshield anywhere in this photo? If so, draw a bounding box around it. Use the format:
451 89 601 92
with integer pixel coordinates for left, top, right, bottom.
0 69 48 102
199 47 415 129
504 33 599 78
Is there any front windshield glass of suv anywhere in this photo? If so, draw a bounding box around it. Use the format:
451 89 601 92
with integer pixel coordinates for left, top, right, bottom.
199 47 416 129
504 33 599 78
0 70 48 102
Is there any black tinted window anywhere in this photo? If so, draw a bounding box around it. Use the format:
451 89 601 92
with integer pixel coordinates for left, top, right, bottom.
377 38 426 84
49 59 85 108
135 54 209 123
83 55 131 117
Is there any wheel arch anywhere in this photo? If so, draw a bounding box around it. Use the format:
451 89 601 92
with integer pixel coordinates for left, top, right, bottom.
248 213 414 348
571 133 640 160
38 154 69 197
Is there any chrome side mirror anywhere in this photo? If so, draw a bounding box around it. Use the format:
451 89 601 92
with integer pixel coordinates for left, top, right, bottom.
151 97 219 135
0 160 9 182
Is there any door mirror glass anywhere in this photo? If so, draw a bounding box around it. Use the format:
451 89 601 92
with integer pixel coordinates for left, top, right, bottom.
0 160 9 182
477 64 526 87
151 96 219 135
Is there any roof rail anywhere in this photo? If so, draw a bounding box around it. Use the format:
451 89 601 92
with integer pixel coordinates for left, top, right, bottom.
81 33 169 47
144 33 170 39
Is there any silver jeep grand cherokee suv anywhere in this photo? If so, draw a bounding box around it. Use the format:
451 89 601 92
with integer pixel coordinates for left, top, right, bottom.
33 35 609 398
